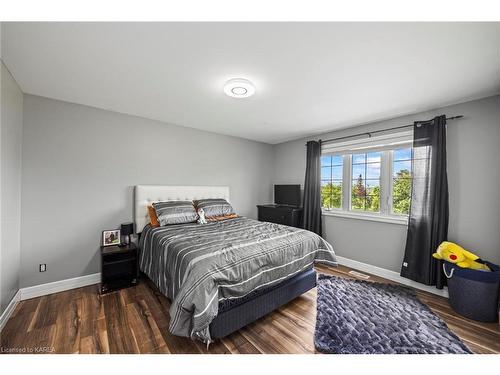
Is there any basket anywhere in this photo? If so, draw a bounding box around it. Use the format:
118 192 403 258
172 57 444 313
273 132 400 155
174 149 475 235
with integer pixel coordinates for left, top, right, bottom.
443 261 500 322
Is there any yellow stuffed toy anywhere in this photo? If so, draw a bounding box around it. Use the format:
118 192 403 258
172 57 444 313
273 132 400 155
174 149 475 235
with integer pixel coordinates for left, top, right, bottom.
433 241 490 271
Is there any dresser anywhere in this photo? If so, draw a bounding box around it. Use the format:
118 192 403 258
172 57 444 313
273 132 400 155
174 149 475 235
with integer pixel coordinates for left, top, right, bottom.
256 204 303 228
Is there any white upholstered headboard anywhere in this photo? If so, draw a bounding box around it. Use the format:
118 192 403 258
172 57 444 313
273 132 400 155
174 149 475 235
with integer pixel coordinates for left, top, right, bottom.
134 185 230 233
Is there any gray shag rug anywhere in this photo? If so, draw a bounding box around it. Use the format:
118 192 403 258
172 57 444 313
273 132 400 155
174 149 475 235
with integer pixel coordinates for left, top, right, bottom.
315 274 472 354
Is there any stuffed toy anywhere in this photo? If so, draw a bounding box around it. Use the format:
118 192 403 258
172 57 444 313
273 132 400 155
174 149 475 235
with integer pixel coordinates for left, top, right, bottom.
433 241 490 271
197 208 207 224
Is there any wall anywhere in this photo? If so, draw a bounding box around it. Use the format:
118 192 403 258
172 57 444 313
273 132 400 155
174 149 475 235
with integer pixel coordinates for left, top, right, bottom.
20 95 274 288
1 62 23 314
273 95 500 272
9 87 500 289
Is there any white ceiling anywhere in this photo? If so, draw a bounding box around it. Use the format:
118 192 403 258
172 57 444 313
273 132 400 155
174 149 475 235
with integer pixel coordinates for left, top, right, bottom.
2 22 500 144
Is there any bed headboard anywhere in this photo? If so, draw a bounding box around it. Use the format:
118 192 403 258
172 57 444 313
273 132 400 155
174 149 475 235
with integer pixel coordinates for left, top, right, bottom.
134 185 230 233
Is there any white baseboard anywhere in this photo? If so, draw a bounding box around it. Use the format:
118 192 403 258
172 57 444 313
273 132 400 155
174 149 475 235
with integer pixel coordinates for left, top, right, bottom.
19 273 101 301
336 255 449 298
0 290 21 331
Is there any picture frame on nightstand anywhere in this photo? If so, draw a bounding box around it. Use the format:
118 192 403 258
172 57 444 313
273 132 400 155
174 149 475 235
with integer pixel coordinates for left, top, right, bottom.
102 229 121 246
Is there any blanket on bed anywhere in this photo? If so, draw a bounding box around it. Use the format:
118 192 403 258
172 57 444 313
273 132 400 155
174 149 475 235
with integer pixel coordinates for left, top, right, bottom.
139 217 336 342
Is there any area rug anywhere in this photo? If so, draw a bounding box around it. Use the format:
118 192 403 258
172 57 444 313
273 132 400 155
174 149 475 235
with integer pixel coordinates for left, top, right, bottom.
314 274 472 354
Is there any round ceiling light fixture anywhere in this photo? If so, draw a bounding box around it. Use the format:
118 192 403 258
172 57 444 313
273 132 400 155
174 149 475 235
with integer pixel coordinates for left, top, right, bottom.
224 78 255 98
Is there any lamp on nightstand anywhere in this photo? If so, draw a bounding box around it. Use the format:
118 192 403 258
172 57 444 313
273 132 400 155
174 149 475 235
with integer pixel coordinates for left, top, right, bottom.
120 222 134 246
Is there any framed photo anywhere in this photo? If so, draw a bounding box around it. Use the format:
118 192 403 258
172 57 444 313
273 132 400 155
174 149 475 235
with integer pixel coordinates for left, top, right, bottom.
102 229 121 246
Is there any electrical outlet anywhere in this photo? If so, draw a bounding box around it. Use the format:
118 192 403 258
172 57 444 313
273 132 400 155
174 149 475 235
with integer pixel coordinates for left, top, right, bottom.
39 264 46 272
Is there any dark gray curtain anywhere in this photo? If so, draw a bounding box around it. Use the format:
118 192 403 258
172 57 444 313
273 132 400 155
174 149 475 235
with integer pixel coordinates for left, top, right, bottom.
303 141 322 235
401 115 449 288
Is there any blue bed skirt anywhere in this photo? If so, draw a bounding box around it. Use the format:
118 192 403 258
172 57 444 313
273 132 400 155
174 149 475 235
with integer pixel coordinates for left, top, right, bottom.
209 268 317 339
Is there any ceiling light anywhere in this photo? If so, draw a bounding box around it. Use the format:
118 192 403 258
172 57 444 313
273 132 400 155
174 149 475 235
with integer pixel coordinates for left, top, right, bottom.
224 78 255 98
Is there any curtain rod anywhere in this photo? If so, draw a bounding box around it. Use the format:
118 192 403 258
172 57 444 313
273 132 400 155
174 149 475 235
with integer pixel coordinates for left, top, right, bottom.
310 115 464 146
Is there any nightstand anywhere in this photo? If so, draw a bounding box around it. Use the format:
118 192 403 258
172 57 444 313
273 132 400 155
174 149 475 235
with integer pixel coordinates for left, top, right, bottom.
100 243 139 294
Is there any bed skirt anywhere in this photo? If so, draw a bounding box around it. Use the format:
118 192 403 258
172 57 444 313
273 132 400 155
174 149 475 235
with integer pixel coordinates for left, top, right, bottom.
209 268 317 339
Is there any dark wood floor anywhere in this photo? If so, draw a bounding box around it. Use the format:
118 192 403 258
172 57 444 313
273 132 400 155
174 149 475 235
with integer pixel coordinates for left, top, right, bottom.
1 264 499 354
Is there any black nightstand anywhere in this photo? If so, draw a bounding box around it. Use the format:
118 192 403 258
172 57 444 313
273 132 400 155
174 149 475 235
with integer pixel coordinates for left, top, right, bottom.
100 243 139 294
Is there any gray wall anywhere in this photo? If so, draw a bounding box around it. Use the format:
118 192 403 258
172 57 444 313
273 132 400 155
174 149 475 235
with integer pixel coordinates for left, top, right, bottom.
273 95 500 272
1 62 23 314
20 95 274 288
8 88 500 290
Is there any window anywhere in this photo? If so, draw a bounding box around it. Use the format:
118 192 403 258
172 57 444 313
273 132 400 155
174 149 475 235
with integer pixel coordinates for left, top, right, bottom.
392 148 412 215
351 152 381 212
321 155 343 209
320 130 413 222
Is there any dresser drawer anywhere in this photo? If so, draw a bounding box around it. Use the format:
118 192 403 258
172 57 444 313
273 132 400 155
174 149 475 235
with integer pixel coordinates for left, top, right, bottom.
258 207 288 224
257 205 302 228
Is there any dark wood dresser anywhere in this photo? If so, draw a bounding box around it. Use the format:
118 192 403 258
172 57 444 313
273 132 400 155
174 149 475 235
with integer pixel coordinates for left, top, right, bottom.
256 204 303 228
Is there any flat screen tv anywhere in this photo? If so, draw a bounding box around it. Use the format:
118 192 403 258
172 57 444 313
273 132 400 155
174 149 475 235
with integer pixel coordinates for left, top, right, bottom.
274 184 301 207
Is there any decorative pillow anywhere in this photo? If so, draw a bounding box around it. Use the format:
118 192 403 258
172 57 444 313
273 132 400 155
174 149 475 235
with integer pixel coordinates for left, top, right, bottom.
194 199 236 219
147 206 160 228
152 201 198 226
206 213 238 222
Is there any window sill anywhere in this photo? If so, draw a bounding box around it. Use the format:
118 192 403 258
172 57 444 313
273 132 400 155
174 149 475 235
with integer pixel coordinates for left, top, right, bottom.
322 210 408 225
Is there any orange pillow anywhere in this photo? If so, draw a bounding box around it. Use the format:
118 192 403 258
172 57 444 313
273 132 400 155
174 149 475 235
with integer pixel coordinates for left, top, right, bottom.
206 213 238 222
148 206 160 228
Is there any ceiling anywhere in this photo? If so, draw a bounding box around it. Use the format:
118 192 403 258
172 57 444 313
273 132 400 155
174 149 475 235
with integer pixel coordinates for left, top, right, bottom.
2 22 500 144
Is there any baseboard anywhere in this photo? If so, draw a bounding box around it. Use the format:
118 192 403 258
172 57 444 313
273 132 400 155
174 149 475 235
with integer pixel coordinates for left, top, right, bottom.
336 255 449 298
20 273 101 301
0 290 21 331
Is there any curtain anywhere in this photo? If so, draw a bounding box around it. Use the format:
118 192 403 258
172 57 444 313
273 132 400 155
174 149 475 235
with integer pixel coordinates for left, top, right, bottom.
401 115 449 288
303 140 322 235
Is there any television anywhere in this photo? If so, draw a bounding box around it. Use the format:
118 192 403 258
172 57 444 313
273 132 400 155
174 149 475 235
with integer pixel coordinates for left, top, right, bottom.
274 184 301 207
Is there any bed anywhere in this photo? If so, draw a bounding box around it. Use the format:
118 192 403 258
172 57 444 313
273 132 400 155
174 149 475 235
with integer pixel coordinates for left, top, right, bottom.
135 185 337 343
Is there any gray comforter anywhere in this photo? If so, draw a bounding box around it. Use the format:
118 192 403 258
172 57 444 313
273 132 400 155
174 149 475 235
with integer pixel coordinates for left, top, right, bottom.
139 217 337 343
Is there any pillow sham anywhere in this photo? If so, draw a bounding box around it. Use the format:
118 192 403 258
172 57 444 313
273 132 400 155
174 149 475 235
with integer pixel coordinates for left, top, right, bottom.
152 200 198 226
147 205 160 228
194 198 236 219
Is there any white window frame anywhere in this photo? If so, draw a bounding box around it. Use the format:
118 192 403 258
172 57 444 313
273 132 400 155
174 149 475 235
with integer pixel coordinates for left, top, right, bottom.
321 131 412 225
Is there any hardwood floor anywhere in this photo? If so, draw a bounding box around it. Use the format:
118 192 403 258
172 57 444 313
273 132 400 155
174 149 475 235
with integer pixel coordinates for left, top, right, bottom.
1 264 499 354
